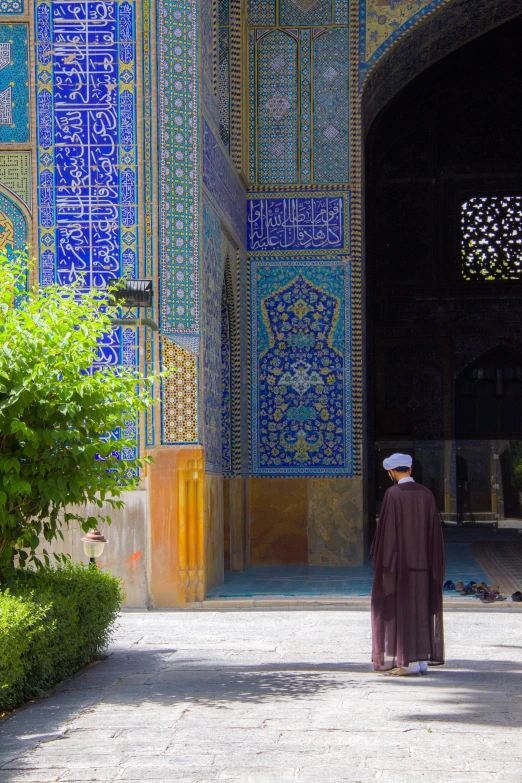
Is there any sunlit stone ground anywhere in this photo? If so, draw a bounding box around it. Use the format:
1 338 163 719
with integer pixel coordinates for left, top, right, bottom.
1 609 522 782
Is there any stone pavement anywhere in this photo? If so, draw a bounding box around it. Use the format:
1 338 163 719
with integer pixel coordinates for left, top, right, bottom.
1 608 522 783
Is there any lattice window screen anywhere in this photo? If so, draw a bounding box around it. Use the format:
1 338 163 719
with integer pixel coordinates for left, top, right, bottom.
461 196 522 281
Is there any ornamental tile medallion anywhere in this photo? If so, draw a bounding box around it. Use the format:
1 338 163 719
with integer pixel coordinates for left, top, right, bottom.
250 258 353 476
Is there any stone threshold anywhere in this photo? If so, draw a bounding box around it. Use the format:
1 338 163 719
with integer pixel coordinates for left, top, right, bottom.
186 596 522 610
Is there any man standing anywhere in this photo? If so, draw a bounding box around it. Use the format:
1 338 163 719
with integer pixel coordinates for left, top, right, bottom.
371 453 445 676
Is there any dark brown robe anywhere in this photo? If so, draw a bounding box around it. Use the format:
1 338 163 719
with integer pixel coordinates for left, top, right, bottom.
371 481 445 670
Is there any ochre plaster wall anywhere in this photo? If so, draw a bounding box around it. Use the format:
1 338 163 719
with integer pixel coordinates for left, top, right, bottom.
148 446 205 607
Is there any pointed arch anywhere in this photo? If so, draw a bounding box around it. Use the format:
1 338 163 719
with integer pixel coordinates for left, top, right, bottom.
362 0 522 136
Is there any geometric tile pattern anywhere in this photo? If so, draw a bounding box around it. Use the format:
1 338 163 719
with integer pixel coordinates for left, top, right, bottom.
35 0 138 293
158 0 199 334
257 30 299 185
247 0 275 26
249 30 256 183
249 20 350 185
0 190 27 255
202 117 246 241
202 199 224 473
280 0 331 26
142 0 155 447
0 151 31 211
161 337 198 444
219 0 229 26
333 0 348 25
247 194 346 253
300 28 311 183
142 0 154 280
250 258 352 476
313 28 349 183
0 25 28 143
221 283 232 474
222 241 242 478
218 27 230 149
145 327 155 448
0 0 23 12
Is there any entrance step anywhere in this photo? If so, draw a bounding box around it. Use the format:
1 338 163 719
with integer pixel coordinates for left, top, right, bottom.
187 595 522 610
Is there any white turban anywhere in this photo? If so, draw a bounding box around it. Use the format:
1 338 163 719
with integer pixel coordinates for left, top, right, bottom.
383 453 412 471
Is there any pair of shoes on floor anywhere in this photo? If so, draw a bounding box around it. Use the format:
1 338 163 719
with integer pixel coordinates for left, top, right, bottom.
512 590 522 602
384 665 429 677
480 590 506 603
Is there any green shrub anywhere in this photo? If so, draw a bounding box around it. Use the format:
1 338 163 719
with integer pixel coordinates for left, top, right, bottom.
0 253 157 584
0 563 123 713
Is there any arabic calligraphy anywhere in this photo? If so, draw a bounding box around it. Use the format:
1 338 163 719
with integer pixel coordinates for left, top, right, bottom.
247 196 344 252
36 0 139 370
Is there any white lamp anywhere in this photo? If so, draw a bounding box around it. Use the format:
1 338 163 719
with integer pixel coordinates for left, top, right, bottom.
82 530 108 565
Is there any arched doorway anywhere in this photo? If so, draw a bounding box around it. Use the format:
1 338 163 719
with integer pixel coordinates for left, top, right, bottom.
365 14 522 536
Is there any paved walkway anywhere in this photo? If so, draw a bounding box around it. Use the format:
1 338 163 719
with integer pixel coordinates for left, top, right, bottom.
1 609 522 782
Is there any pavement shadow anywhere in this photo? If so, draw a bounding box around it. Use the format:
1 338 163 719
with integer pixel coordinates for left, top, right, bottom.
379 658 522 727
1 646 522 777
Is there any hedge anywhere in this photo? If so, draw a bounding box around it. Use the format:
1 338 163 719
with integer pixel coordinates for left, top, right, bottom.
0 563 123 713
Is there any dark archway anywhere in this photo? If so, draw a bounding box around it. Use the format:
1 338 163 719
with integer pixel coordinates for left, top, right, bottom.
456 346 522 441
365 16 522 534
361 0 522 135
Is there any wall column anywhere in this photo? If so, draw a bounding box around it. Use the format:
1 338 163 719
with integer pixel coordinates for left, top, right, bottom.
148 446 206 607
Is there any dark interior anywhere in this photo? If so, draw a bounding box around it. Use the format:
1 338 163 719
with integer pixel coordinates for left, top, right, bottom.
365 18 522 536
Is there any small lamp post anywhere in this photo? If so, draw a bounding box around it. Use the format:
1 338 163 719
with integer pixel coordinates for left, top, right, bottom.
82 530 108 566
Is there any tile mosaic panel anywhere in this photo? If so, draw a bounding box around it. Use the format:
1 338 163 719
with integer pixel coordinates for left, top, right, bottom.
142 0 154 281
250 258 352 476
144 327 155 447
248 29 256 183
257 30 298 185
161 338 198 443
279 0 331 26
299 28 311 184
158 0 199 334
201 0 215 91
35 0 139 455
334 0 348 25
313 28 349 183
142 0 155 447
248 20 350 185
222 239 242 477
0 24 29 144
92 324 139 460
0 0 23 13
202 199 225 472
0 151 31 211
219 0 229 26
218 27 230 149
35 0 138 292
221 284 232 474
247 194 347 253
361 0 448 73
0 190 27 255
247 0 275 27
202 117 246 240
